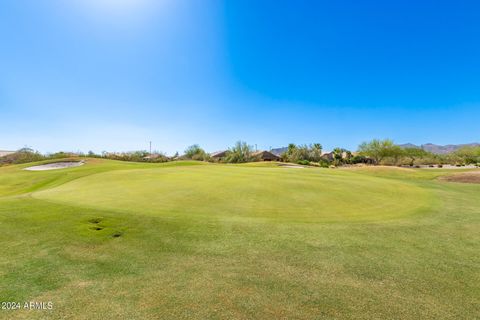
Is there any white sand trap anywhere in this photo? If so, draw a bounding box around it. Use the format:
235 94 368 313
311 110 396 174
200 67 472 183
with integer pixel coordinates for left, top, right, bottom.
278 164 305 169
25 161 85 171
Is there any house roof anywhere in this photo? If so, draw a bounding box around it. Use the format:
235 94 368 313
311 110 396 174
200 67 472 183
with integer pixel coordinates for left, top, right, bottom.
0 150 15 157
252 150 280 158
210 150 228 158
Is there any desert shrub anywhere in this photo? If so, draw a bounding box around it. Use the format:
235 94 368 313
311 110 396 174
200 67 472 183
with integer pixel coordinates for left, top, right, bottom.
454 146 480 164
282 143 324 163
297 160 310 165
85 151 101 158
184 145 210 161
148 153 170 163
47 151 81 159
319 161 330 168
102 151 170 163
223 141 254 163
0 148 45 165
350 155 369 164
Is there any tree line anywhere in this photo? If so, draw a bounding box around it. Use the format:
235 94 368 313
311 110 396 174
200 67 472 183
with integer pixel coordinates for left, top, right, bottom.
2 140 480 167
357 139 480 166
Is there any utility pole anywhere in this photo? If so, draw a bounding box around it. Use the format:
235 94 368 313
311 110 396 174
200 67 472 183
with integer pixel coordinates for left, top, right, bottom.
149 141 152 156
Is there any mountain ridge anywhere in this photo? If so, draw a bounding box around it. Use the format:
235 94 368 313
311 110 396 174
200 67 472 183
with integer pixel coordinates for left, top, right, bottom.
398 143 480 154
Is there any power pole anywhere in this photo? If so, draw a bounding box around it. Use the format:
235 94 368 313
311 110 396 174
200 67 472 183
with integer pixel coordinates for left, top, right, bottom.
149 141 152 156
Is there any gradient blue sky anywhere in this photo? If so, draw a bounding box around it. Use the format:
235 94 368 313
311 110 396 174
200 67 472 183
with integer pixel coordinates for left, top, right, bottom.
1 0 479 154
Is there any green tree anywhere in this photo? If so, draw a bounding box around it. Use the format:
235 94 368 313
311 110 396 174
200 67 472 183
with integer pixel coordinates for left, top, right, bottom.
357 139 396 165
390 145 405 165
454 146 480 164
332 148 344 165
184 144 209 161
282 143 325 164
310 143 323 162
282 144 298 162
403 147 428 166
0 148 45 165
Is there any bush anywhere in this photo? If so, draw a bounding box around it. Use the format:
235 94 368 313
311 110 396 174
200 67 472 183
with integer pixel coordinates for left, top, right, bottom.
184 145 210 161
223 141 254 163
0 148 45 165
350 155 369 164
101 151 170 163
282 143 324 163
319 161 330 168
297 160 310 165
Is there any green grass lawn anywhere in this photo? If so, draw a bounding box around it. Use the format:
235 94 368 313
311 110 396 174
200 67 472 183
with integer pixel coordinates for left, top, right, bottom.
0 159 478 319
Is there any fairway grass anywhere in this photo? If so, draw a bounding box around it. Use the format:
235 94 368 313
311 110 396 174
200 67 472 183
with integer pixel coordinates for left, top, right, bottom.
0 159 479 319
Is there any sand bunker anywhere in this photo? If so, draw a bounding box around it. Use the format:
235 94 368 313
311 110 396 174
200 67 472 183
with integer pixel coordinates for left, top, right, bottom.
25 161 84 171
278 164 305 169
441 171 480 184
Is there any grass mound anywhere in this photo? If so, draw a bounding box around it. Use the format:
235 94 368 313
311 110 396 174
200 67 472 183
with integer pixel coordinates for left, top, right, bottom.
34 165 432 222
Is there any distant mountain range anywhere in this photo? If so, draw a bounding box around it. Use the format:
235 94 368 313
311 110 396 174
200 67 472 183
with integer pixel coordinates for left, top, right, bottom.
270 143 480 156
270 147 288 156
398 143 480 154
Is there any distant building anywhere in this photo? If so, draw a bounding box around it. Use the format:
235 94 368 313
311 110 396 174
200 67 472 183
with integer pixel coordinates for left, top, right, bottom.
321 151 352 161
253 150 281 161
321 151 335 161
0 150 15 157
143 154 162 160
210 150 228 161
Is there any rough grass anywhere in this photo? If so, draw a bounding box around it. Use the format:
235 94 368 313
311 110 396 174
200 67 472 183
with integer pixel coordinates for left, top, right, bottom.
440 171 480 184
0 159 479 319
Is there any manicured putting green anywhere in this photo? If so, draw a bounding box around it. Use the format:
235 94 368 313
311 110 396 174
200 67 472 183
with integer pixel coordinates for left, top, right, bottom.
34 165 432 222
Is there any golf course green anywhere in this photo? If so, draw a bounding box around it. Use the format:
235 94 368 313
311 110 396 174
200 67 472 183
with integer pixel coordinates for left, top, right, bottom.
0 159 479 319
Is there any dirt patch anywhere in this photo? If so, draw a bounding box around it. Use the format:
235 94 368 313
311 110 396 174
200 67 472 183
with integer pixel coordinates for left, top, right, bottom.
441 171 480 184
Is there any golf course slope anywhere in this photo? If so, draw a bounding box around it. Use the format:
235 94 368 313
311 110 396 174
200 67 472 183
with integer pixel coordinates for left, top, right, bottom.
0 159 479 319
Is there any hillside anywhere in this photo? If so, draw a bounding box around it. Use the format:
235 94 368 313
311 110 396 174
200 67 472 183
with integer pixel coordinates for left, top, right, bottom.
270 147 288 156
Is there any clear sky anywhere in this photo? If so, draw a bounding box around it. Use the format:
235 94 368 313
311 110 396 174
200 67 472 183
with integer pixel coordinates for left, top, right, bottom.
1 0 479 154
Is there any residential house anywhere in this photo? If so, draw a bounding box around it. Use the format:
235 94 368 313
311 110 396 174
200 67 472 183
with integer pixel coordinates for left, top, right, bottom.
210 150 228 161
0 150 15 157
252 150 281 161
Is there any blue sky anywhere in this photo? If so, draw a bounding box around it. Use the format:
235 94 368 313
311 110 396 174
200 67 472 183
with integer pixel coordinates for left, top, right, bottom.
1 0 479 154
